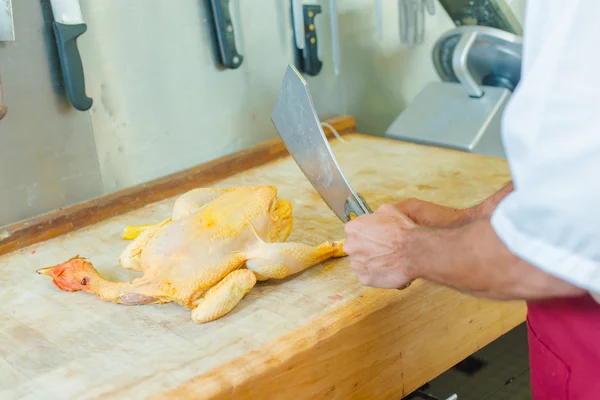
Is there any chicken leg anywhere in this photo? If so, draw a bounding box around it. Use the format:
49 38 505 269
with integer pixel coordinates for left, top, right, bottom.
245 239 346 280
191 269 256 323
191 239 345 323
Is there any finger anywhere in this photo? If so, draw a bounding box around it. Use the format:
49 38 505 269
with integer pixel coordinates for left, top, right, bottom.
376 204 417 228
393 210 417 228
344 217 369 236
349 260 369 275
349 262 374 285
355 271 373 286
342 238 364 256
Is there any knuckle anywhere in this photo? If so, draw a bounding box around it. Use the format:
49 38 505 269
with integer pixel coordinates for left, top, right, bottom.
357 274 372 286
344 221 359 235
343 240 356 253
377 204 396 214
398 198 419 211
349 260 363 271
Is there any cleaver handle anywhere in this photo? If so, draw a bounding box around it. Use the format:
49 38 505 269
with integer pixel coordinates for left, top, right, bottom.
344 193 372 222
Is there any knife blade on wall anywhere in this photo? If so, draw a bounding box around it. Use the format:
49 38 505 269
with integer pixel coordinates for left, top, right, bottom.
291 0 305 50
0 66 7 120
329 0 340 76
0 0 15 41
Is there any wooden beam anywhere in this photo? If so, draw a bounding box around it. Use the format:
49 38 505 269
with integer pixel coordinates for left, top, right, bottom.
0 115 357 256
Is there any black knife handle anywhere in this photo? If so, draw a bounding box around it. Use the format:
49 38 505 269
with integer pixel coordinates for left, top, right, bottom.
298 4 323 76
209 0 243 69
53 22 93 111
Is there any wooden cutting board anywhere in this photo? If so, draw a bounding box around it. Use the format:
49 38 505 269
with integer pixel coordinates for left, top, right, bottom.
0 116 525 399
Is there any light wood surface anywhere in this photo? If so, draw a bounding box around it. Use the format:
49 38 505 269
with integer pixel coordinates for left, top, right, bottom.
0 127 525 399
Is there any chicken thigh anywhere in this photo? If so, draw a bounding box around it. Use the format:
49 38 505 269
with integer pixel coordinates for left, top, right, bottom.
37 186 346 323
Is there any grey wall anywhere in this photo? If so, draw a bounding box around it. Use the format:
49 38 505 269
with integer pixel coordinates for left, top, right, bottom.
0 0 459 227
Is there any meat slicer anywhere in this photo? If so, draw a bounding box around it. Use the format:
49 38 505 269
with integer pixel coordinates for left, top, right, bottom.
384 25 522 159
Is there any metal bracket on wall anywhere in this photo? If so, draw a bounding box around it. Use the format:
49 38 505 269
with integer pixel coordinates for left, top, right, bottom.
291 1 322 76
209 0 243 69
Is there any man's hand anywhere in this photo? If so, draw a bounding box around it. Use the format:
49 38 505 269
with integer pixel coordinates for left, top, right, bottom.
344 204 418 289
343 181 586 300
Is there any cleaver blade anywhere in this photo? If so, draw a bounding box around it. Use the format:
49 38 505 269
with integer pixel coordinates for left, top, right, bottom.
271 64 372 222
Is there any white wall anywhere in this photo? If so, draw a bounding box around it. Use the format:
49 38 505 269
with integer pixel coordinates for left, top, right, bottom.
78 0 456 194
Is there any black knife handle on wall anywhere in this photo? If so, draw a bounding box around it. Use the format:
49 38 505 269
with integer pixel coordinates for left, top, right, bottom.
53 22 93 111
293 4 323 76
209 0 243 69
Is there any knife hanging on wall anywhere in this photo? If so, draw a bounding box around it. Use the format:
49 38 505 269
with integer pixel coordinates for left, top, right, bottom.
329 0 340 76
209 0 243 69
0 0 13 120
50 0 93 111
0 67 7 120
291 0 323 77
374 0 383 39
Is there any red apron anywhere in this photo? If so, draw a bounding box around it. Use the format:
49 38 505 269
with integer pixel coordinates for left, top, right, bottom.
527 294 600 399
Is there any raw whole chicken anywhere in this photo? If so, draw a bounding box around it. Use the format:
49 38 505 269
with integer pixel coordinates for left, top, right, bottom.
37 186 346 323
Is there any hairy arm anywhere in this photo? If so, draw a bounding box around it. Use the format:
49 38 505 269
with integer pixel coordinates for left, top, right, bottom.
405 217 586 300
397 182 514 228
346 181 589 300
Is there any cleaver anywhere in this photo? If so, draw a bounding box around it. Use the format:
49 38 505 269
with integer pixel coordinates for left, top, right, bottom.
271 64 372 222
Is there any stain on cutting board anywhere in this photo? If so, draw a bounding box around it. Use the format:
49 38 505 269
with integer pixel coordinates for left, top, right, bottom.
0 134 510 399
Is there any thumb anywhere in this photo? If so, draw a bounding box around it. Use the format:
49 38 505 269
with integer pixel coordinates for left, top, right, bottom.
394 210 417 228
376 204 417 228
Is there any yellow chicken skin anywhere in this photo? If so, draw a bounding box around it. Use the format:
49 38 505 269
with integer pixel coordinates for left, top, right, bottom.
37 186 346 324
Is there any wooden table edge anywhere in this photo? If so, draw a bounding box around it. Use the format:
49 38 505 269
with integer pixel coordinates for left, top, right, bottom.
154 281 526 399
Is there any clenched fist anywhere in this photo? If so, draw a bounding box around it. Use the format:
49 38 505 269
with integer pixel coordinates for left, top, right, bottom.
343 204 419 289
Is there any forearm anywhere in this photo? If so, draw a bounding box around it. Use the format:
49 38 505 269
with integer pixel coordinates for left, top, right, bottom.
397 182 514 229
406 218 585 300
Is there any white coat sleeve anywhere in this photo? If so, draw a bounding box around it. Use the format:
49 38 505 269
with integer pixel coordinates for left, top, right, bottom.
490 0 600 299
